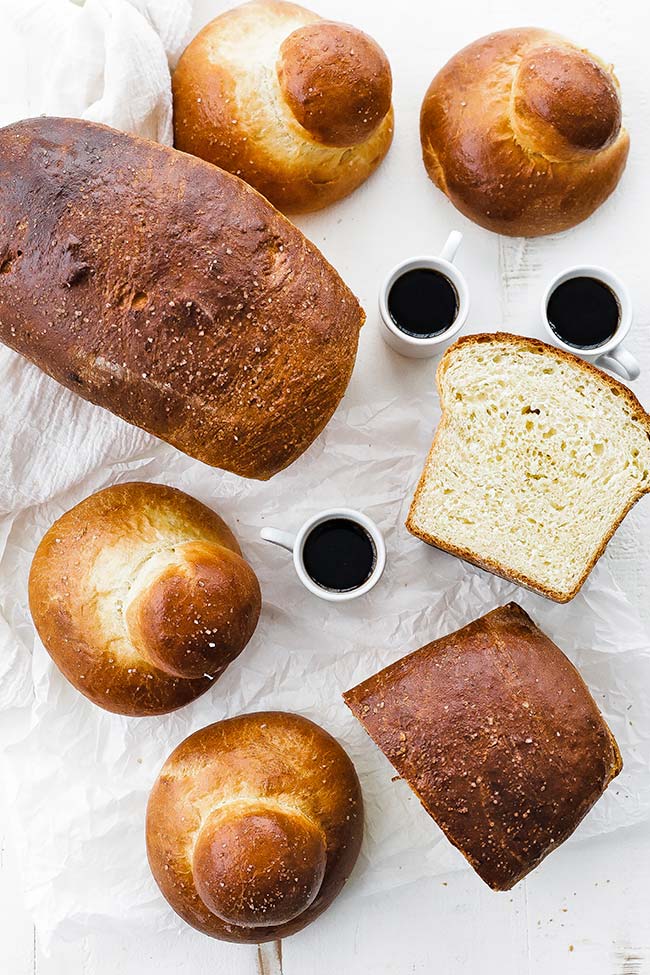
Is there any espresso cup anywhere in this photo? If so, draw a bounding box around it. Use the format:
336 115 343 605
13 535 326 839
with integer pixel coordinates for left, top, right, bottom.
260 508 386 602
378 231 469 358
541 265 640 381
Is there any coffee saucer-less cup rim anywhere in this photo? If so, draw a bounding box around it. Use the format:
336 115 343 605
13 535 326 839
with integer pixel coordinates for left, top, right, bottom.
379 254 469 354
293 508 386 602
540 264 632 358
260 508 386 603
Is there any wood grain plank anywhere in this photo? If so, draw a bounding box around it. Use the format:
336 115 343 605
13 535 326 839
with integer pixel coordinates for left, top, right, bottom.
257 941 283 975
0 802 36 975
614 950 648 975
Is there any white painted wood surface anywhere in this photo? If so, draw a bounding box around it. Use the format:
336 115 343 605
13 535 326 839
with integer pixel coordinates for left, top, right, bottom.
1 0 650 972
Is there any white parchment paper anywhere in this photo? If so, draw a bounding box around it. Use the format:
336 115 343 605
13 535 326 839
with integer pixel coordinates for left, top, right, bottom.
1 386 650 949
1 0 650 954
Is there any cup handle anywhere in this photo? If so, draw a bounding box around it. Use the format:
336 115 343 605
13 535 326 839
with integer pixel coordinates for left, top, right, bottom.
260 527 297 552
595 345 640 382
439 231 463 264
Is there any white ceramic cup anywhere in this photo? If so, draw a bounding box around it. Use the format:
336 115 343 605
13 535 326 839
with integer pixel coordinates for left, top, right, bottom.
378 231 469 358
260 508 386 602
541 265 640 381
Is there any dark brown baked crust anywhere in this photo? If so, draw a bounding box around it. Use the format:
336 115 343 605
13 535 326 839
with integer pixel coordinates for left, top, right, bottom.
146 711 364 942
0 117 364 479
28 482 261 716
420 28 629 236
343 604 622 890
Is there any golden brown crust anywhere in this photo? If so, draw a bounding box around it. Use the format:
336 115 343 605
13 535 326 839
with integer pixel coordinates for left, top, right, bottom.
172 0 394 212
146 712 363 942
192 803 327 928
278 22 392 147
343 603 622 890
28 482 261 716
420 28 630 236
513 46 621 158
0 116 364 479
406 333 650 603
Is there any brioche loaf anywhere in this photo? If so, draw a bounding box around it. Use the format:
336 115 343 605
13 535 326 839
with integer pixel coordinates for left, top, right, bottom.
344 603 622 890
0 117 364 480
146 711 363 942
420 28 629 236
29 483 261 716
172 0 394 212
407 333 650 602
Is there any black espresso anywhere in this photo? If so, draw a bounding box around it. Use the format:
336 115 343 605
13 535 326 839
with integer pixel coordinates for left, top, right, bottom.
547 276 620 349
387 268 458 338
302 519 376 592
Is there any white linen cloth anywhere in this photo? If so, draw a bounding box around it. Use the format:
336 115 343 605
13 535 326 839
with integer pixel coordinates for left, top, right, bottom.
0 0 193 516
0 0 650 954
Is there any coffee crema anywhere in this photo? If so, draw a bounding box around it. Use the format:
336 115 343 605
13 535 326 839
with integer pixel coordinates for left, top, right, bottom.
302 518 376 592
547 276 620 349
387 268 459 338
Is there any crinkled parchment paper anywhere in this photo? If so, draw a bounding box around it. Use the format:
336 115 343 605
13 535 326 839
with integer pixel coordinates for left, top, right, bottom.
1 0 649 951
0 377 649 949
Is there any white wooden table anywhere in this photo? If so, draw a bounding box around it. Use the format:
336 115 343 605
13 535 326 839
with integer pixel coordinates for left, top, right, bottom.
1 0 650 972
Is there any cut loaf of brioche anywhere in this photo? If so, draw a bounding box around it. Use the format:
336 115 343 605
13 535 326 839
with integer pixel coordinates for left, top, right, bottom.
407 333 650 602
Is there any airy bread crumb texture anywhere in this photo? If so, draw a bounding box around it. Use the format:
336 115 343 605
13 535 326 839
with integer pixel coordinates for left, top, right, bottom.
407 334 650 601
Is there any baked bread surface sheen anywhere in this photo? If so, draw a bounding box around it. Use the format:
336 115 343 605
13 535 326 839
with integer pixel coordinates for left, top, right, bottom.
173 0 394 212
0 117 364 479
28 482 261 716
146 711 363 942
420 28 629 236
344 603 622 890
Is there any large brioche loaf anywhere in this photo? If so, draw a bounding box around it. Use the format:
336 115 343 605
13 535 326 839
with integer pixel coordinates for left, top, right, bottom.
407 333 650 602
146 712 363 942
0 117 364 479
344 603 622 890
420 28 629 236
29 482 261 716
173 0 394 212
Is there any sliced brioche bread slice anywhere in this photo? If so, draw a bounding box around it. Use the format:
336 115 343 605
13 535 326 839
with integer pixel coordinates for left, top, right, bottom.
406 333 650 602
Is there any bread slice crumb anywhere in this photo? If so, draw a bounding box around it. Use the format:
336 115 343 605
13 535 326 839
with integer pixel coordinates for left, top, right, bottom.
406 333 650 602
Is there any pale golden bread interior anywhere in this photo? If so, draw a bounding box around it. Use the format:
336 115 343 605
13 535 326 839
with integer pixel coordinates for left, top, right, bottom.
407 334 650 601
